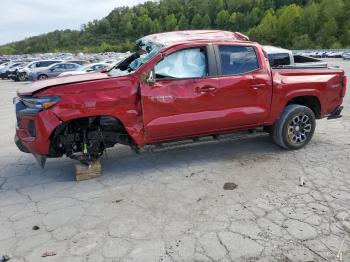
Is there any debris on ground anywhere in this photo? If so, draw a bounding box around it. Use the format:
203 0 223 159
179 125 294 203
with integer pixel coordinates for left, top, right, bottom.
336 238 345 261
113 199 123 203
298 176 305 187
32 225 40 230
223 182 238 190
185 170 204 178
41 251 57 257
0 254 11 262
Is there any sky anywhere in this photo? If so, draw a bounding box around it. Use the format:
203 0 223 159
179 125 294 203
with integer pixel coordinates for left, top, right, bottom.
0 0 147 45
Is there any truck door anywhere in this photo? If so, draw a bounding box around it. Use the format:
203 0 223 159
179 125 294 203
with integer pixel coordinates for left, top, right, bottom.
214 44 272 126
140 45 222 142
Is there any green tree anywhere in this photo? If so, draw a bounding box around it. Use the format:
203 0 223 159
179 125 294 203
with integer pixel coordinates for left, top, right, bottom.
317 17 339 48
164 14 178 31
178 15 189 30
2 0 350 54
191 14 203 29
215 10 230 30
202 14 211 29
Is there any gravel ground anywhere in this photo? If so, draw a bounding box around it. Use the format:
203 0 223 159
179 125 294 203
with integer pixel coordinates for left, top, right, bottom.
0 58 349 262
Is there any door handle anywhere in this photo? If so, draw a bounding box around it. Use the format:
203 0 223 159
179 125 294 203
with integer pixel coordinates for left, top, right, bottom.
250 83 266 90
197 86 217 93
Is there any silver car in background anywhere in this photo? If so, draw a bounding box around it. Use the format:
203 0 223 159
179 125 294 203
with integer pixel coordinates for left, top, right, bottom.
28 62 81 80
58 63 110 77
17 60 62 81
342 52 350 60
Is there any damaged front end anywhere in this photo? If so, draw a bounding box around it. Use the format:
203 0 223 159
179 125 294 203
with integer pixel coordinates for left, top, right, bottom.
14 96 61 168
15 95 133 167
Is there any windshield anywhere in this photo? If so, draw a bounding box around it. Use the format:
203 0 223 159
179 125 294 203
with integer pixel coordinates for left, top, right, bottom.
78 64 93 71
108 41 163 77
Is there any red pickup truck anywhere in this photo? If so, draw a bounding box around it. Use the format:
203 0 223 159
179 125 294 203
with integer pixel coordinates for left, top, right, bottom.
14 30 346 167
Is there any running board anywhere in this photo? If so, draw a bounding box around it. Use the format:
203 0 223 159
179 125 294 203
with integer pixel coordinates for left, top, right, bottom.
142 129 267 153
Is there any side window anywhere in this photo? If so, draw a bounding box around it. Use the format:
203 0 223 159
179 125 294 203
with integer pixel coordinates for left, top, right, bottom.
65 64 76 69
218 45 259 75
268 53 290 67
41 61 53 67
155 47 207 79
51 64 64 70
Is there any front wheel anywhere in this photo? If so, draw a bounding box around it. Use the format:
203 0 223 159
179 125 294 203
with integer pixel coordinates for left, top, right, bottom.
272 104 316 150
37 74 48 80
18 72 27 81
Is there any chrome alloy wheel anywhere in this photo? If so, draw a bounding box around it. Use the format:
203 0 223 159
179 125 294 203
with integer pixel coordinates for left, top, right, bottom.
287 114 312 144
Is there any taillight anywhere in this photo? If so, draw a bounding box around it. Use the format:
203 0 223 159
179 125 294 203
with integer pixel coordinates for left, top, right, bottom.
341 76 347 97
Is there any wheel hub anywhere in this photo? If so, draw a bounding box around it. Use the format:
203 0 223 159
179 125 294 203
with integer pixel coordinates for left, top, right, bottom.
288 114 312 144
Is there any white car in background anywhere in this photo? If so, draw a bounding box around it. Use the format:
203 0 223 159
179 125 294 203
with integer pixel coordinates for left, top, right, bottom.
58 63 110 77
342 52 350 60
263 46 328 68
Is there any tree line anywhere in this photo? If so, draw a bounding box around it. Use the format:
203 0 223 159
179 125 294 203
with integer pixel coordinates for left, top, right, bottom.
0 0 349 54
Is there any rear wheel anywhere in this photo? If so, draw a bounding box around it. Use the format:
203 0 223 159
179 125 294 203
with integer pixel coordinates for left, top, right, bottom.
37 74 48 80
272 104 316 150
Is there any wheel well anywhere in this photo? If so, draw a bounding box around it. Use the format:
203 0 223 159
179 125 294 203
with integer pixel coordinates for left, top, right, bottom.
287 96 321 119
37 74 47 79
48 116 133 158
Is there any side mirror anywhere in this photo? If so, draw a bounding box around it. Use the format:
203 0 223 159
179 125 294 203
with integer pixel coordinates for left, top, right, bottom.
50 68 55 72
146 70 155 84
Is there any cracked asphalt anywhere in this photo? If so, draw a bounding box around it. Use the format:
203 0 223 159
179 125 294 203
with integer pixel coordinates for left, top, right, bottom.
0 58 349 262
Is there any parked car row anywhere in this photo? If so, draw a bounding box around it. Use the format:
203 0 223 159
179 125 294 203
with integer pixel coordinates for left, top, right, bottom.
0 51 130 82
296 50 350 59
0 59 115 82
0 48 348 83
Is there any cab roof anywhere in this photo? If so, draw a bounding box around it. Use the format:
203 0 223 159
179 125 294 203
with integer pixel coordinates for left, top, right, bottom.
138 30 250 47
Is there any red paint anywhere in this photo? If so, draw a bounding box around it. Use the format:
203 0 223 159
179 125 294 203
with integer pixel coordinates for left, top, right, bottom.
15 31 346 156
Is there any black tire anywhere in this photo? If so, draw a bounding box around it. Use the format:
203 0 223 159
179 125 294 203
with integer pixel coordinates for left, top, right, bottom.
37 74 48 80
18 72 27 81
272 104 316 150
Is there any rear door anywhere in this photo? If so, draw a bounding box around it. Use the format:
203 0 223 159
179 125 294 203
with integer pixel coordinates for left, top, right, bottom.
64 63 79 72
214 44 272 126
49 64 66 77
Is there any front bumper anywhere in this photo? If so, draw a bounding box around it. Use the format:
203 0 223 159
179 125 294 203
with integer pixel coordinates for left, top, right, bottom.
14 98 62 156
14 135 30 153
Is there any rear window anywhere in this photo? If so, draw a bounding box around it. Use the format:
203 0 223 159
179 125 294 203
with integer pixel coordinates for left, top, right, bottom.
268 53 290 67
218 45 259 75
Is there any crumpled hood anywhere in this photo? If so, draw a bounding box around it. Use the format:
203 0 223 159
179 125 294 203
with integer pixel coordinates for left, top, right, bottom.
17 72 110 96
